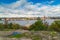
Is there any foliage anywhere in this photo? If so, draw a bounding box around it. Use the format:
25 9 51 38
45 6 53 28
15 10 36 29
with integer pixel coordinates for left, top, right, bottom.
9 34 23 38
8 23 21 29
0 23 5 30
29 19 47 31
0 23 21 30
50 31 57 37
32 35 42 40
49 20 60 32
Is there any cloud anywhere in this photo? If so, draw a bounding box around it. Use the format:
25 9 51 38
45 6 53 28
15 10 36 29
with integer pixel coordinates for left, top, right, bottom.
0 0 60 17
47 0 54 4
3 0 28 9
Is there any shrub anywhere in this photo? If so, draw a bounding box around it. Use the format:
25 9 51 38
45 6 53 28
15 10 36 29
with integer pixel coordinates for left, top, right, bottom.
8 23 21 29
29 20 47 31
0 23 22 30
49 20 60 32
0 23 4 30
12 23 20 29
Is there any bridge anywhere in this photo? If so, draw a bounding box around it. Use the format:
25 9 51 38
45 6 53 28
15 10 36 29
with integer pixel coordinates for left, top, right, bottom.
0 16 60 27
0 16 60 20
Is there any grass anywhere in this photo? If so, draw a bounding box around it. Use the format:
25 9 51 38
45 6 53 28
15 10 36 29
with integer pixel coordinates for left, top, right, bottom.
7 31 59 40
9 34 23 38
32 35 42 40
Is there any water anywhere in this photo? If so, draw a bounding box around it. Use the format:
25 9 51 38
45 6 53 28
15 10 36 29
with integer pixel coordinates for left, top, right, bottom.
45 19 55 25
0 21 4 23
8 20 37 26
0 19 55 26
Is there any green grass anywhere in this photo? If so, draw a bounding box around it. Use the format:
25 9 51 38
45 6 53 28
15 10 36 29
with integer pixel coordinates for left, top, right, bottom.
9 34 23 38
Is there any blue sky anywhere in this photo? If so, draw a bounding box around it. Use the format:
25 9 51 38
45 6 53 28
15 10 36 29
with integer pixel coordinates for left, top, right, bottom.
0 0 60 5
28 0 60 5
0 0 18 4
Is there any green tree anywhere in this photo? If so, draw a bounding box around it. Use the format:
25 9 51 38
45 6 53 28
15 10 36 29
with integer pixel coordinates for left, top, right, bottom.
37 17 40 20
29 19 47 31
8 23 21 29
11 23 21 29
0 23 4 30
8 23 13 29
49 20 60 32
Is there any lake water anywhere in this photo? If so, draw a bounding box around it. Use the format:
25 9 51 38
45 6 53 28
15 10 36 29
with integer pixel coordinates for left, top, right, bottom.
0 19 55 26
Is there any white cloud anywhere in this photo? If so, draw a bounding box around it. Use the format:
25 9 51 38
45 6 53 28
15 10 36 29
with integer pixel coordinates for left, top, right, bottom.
47 0 54 4
3 0 27 9
0 0 60 17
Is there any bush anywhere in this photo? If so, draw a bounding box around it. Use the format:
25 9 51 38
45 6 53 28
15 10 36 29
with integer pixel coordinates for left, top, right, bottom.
49 20 60 32
29 20 47 31
0 23 4 30
0 23 22 30
8 23 21 29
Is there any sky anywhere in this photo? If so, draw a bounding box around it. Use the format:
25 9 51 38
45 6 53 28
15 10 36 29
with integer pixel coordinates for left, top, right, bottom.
0 0 60 17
